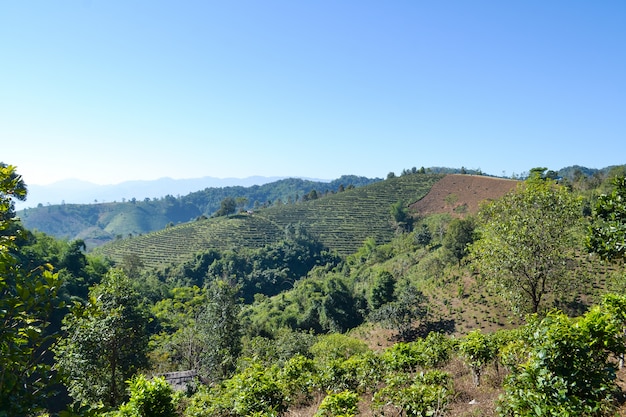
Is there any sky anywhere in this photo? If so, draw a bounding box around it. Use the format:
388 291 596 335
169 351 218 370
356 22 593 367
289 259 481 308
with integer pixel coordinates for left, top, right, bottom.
1 1 625 186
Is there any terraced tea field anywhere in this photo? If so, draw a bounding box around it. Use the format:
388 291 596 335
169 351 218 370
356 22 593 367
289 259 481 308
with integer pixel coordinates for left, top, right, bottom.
95 174 445 269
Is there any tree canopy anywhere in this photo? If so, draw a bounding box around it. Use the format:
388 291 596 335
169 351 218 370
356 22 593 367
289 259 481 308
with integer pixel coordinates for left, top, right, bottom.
470 171 582 314
0 164 64 416
587 176 626 263
54 269 149 407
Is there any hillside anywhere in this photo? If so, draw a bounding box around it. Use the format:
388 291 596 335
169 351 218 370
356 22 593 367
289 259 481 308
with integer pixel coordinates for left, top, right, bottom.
17 175 379 248
93 173 522 270
9 166 626 416
410 174 519 216
95 174 445 268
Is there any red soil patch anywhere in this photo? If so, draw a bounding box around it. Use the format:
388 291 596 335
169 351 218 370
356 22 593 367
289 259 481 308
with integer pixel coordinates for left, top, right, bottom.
410 174 519 217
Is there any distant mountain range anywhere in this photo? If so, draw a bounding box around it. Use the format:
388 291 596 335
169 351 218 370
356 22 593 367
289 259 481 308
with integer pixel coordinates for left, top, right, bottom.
16 176 302 209
17 175 380 248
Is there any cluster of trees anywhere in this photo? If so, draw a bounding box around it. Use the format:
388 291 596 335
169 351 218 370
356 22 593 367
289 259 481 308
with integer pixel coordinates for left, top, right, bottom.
153 222 339 303
211 184 359 218
2 161 626 416
387 165 485 179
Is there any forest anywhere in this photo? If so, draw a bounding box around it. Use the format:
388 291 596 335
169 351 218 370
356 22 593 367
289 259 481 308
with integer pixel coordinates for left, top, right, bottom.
2 162 626 416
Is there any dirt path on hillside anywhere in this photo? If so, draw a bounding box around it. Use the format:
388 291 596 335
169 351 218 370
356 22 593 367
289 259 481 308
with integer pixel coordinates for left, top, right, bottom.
410 174 519 217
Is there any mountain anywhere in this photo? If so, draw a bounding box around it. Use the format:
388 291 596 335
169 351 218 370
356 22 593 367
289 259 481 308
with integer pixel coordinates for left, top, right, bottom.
17 175 380 248
16 176 291 210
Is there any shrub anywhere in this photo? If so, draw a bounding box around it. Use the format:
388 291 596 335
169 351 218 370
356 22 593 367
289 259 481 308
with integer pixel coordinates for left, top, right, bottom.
116 375 176 417
310 333 369 364
498 305 626 417
374 370 452 417
315 390 359 417
317 351 384 394
184 364 286 417
381 333 455 374
279 354 319 403
457 329 496 387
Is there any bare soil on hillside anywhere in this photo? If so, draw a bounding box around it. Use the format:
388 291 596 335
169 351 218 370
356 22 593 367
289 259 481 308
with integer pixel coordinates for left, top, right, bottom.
410 174 519 217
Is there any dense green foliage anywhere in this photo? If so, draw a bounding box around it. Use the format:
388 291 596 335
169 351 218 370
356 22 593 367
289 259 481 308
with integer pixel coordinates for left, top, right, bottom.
243 273 366 335
369 281 428 340
196 279 242 382
499 296 626 416
115 375 176 417
587 176 626 263
4 163 626 415
442 216 476 265
0 164 64 416
54 270 150 408
470 170 583 314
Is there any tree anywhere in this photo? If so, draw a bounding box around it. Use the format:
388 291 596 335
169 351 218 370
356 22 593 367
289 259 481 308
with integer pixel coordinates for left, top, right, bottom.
214 197 237 217
369 270 396 310
470 172 582 314
370 282 428 340
443 217 476 265
307 189 319 201
414 224 432 247
0 162 27 223
0 164 64 416
149 285 210 372
319 276 363 333
54 269 149 408
235 196 248 213
587 176 626 263
120 253 145 278
390 200 412 233
59 239 87 277
197 279 242 382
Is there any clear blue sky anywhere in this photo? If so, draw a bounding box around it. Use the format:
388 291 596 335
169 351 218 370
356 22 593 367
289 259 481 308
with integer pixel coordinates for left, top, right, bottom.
2 1 625 185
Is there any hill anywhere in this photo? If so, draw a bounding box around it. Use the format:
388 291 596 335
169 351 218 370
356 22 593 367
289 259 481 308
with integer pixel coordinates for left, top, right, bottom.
17 175 379 248
93 173 521 270
95 173 445 268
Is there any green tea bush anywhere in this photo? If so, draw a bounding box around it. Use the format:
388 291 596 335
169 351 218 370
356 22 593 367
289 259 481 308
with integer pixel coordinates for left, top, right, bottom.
315 390 359 417
116 375 176 417
499 301 626 417
184 364 286 417
374 370 452 417
279 354 319 403
458 329 496 387
317 351 384 394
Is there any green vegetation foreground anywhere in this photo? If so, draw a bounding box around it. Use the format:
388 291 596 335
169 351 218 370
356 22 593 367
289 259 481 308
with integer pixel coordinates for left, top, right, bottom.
2 163 626 416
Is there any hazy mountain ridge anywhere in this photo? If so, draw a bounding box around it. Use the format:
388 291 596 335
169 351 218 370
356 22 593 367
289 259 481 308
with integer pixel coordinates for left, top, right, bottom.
18 175 381 248
16 175 292 209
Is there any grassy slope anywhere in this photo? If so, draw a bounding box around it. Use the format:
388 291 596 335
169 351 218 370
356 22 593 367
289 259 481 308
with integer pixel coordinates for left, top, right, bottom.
94 174 445 268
